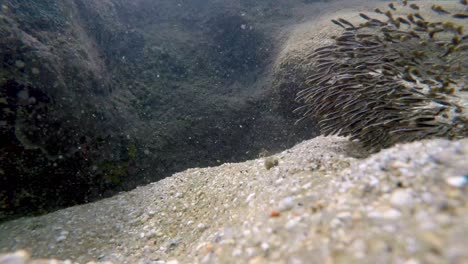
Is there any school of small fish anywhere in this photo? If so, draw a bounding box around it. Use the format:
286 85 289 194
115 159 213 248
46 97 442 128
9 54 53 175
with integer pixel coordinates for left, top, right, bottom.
296 0 468 151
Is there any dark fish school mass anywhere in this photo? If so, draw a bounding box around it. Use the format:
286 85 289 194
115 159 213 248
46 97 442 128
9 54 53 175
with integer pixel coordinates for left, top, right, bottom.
296 0 468 151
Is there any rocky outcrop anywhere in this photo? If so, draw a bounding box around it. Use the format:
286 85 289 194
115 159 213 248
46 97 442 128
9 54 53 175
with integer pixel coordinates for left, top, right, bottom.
0 0 325 221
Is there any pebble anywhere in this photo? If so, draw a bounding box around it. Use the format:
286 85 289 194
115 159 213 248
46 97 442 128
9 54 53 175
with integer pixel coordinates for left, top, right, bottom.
246 193 256 204
278 197 295 212
390 189 413 208
368 208 402 220
445 176 468 188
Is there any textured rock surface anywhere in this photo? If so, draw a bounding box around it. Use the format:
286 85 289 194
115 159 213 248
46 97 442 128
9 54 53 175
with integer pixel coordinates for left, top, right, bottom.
0 136 467 263
1 0 325 221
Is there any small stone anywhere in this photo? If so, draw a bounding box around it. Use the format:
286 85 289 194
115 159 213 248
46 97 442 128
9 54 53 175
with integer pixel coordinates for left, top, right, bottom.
336 211 351 219
445 176 468 188
368 207 401 220
278 197 295 212
197 223 208 231
246 193 256 203
285 218 299 230
56 235 67 242
232 248 242 257
390 189 413 208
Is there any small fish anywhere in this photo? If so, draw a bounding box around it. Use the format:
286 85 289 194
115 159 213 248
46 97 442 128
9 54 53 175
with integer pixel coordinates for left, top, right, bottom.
338 18 356 29
355 33 374 39
431 5 450 15
452 35 461 45
441 45 455 57
415 20 428 29
461 0 467 5
442 22 458 33
428 22 443 28
391 20 401 29
409 68 422 76
370 18 386 26
388 3 396 11
374 8 384 14
331 19 346 29
453 13 468 19
402 0 408 6
400 35 409 41
429 28 444 38
435 41 447 47
358 22 371 28
408 31 421 39
409 3 419 10
359 13 371 20
397 17 411 26
407 14 416 24
384 10 394 20
412 51 425 59
414 26 427 32
414 13 425 20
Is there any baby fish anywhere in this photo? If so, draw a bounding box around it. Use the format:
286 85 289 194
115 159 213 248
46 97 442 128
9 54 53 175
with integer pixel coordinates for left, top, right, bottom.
408 31 421 39
453 13 468 19
370 18 386 26
374 8 384 14
384 10 394 20
414 13 425 20
431 5 450 15
397 17 411 26
338 18 356 29
441 45 455 57
359 13 371 20
409 4 419 10
388 3 396 11
331 19 346 29
429 28 444 38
